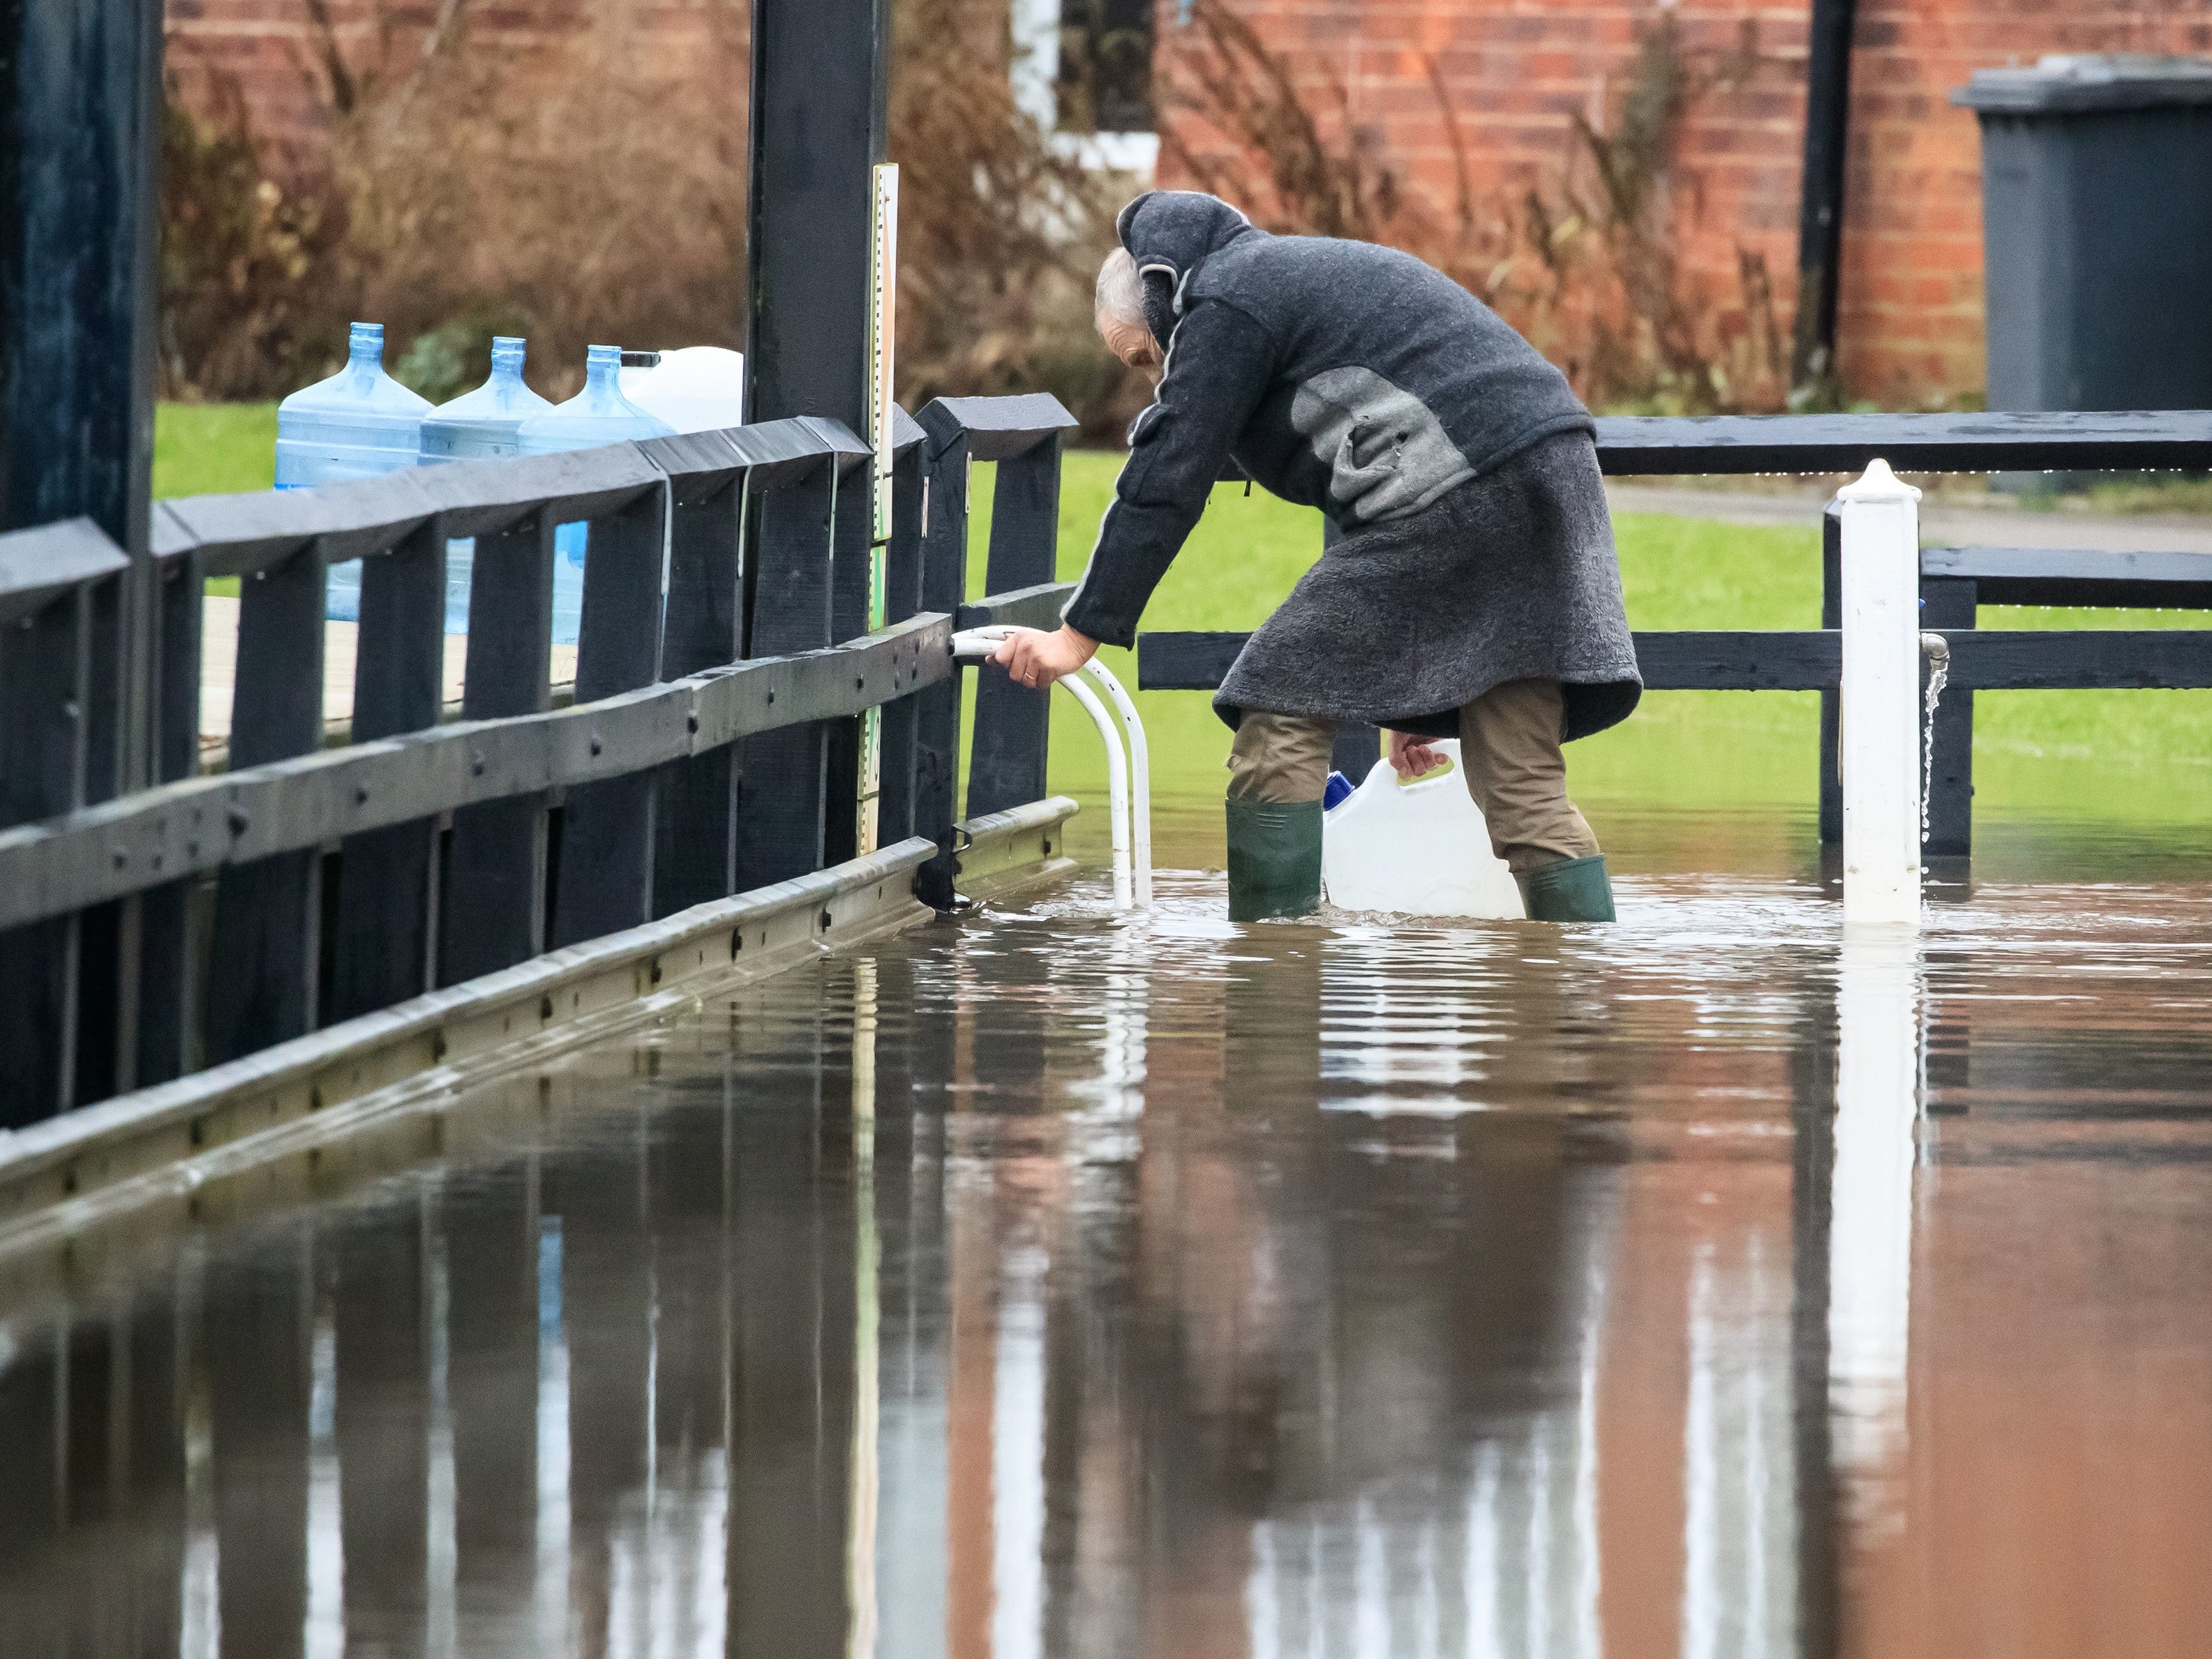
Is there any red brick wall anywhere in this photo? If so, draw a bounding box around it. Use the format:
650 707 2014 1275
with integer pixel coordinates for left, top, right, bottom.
166 0 2212 408
1154 0 2212 407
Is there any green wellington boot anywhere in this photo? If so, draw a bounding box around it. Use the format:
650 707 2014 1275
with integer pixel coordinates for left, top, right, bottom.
1518 854 1617 922
1225 798 1324 922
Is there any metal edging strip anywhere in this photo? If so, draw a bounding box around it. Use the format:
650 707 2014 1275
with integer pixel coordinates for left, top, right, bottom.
0 836 945 1239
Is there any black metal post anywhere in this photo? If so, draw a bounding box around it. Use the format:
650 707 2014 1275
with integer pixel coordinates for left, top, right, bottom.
1791 0 1858 394
965 437 1063 819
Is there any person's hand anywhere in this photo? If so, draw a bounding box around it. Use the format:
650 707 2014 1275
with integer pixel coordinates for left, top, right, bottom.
1387 729 1447 780
989 625 1099 690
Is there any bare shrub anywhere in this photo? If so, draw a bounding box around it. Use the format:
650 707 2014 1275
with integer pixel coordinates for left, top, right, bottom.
888 0 1151 438
163 0 748 402
157 77 357 400
162 0 1146 428
1158 0 1787 414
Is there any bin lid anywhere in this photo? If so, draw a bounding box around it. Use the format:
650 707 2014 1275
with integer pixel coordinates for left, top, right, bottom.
1955 54 2212 114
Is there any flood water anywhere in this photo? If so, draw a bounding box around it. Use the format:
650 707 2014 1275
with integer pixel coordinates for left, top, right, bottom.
5 803 2212 1658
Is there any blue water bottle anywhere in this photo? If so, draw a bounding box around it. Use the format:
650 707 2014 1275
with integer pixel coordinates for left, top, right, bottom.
418 336 551 633
515 344 674 644
275 322 429 620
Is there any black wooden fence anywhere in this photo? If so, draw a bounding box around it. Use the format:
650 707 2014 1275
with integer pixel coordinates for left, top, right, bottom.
1142 410 2212 850
0 396 1079 1125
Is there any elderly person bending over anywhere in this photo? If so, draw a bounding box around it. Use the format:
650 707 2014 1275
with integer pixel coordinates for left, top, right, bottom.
991 191 1641 923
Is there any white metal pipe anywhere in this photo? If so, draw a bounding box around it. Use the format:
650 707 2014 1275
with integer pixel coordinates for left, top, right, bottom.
950 627 1136 911
1075 658 1152 908
1055 672 1133 909
1835 459 1925 929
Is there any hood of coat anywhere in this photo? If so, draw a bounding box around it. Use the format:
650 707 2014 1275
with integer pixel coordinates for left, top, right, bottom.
1116 191 1261 343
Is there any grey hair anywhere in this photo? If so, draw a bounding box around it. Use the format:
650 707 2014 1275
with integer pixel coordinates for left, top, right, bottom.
1095 246 1146 325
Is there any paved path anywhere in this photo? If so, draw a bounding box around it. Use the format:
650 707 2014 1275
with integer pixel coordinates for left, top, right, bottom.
1606 484 2212 555
199 596 578 752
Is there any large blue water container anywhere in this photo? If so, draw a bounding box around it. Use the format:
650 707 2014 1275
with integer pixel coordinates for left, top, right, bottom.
418 336 551 633
516 344 674 645
276 322 429 621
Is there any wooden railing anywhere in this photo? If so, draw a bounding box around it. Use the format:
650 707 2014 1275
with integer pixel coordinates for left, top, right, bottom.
0 396 1079 1122
1141 410 2212 856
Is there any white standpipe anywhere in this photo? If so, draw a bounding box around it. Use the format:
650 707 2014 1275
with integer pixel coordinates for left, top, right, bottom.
1075 659 1152 909
951 627 1150 912
1058 671 1133 909
1835 459 1925 929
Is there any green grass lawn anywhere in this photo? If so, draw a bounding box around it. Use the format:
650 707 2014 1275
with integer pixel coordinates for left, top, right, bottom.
156 402 276 498
1003 449 2212 842
157 404 2212 847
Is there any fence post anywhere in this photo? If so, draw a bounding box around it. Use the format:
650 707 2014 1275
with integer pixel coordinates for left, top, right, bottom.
910 415 971 908
135 517 205 1085
876 431 927 845
1818 503 1842 847
552 482 668 947
733 463 836 889
439 516 555 985
0 575 102 1121
205 537 329 1063
964 435 1061 819
1918 576 1976 859
652 458 747 918
72 569 130 1101
328 520 447 1021
1837 460 1923 928
823 473 875 868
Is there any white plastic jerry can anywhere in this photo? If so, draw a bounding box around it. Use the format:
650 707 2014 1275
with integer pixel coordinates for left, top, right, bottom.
1321 741 1525 918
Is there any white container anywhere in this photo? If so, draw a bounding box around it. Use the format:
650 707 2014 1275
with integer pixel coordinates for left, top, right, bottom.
629 346 746 435
1321 742 1525 918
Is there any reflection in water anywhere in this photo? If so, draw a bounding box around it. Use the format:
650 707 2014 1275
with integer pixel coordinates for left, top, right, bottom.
1 838 2211 1658
1828 936 1922 1519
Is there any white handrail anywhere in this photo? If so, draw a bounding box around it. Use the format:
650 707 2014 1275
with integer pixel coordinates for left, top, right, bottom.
949 627 1145 911
1075 657 1152 908
1058 672 1133 909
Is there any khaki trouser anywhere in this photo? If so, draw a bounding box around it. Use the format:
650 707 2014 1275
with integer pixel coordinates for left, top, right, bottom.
1225 680 1600 876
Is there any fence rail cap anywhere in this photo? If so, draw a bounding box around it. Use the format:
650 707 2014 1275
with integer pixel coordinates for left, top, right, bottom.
708 416 868 489
0 518 129 625
160 473 436 575
795 416 874 475
891 403 927 456
1595 409 2212 475
918 394 1079 461
159 444 669 574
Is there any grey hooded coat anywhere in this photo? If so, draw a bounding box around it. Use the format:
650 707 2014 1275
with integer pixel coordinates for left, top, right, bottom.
1063 191 1641 741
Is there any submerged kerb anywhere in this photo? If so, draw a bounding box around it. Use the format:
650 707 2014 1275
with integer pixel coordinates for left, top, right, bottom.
0 800 1080 1260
